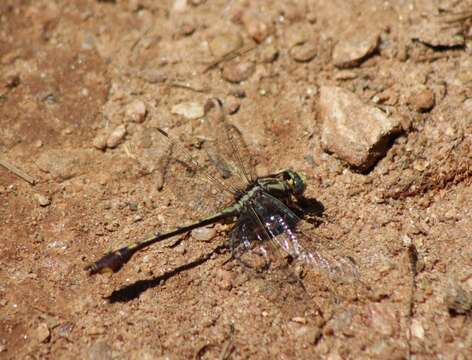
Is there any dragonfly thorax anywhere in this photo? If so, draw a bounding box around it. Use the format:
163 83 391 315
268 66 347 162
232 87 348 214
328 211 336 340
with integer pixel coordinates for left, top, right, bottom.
256 170 306 198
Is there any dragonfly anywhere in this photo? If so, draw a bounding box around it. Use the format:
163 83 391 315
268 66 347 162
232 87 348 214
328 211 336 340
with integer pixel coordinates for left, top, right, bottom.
85 98 354 279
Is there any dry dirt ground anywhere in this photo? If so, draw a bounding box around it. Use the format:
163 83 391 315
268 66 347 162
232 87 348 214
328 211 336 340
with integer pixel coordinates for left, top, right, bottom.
1 1 472 359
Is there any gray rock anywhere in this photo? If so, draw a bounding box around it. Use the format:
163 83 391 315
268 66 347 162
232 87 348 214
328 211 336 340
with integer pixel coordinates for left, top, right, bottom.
320 86 402 171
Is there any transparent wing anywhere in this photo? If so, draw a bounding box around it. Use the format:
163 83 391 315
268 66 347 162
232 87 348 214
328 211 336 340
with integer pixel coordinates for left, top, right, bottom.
251 191 359 280
230 210 272 271
198 98 256 193
126 125 235 221
149 98 256 222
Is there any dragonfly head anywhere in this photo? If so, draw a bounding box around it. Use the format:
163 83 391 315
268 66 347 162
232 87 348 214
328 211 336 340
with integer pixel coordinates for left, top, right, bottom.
283 170 306 196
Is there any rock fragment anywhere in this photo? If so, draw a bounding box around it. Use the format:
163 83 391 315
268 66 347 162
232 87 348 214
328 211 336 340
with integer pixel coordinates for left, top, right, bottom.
410 319 425 339
411 17 465 48
225 96 240 114
444 283 472 315
222 61 255 83
138 69 167 83
208 32 243 58
171 101 205 119
88 341 112 360
320 86 402 171
289 42 317 62
407 89 435 113
216 269 234 291
243 13 272 43
106 124 127 149
333 30 379 68
126 100 147 123
92 132 108 150
191 226 216 242
34 323 51 343
34 193 51 207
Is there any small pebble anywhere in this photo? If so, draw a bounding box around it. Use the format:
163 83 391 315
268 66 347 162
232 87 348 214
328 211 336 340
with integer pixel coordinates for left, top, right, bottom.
106 124 127 149
225 96 240 114
88 341 112 360
173 0 187 12
35 323 50 343
209 32 243 58
289 42 317 62
128 202 138 211
126 100 147 123
407 89 435 113
333 31 379 68
410 319 424 339
179 22 196 37
92 133 108 150
191 226 216 242
34 140 43 148
222 61 255 83
291 316 307 324
57 322 74 338
34 193 51 207
444 283 472 315
216 269 234 291
334 70 358 80
243 14 272 43
139 69 167 83
258 43 278 63
171 101 205 119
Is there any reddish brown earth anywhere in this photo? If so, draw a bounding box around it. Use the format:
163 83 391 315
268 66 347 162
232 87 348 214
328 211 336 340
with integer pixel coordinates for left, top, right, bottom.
1 1 471 359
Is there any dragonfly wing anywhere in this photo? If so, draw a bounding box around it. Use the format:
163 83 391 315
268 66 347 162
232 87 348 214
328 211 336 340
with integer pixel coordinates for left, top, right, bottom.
230 210 276 270
199 98 256 191
251 191 359 280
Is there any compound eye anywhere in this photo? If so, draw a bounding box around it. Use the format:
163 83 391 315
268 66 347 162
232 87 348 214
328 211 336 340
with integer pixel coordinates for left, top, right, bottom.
292 172 306 195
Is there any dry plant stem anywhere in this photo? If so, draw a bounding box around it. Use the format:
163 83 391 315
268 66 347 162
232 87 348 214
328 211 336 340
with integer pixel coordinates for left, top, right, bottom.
0 158 36 185
203 43 258 73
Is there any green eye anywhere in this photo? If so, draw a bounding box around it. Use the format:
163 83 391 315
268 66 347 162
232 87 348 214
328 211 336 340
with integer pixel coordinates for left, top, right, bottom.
285 170 306 195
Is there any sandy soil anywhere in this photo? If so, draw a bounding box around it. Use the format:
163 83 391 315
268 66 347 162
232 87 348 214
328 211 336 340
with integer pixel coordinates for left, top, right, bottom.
1 1 471 359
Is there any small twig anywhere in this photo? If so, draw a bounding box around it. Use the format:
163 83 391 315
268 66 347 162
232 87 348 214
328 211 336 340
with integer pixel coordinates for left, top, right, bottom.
415 51 462 63
406 243 418 360
0 158 36 185
168 82 210 93
218 324 235 360
203 43 258 73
